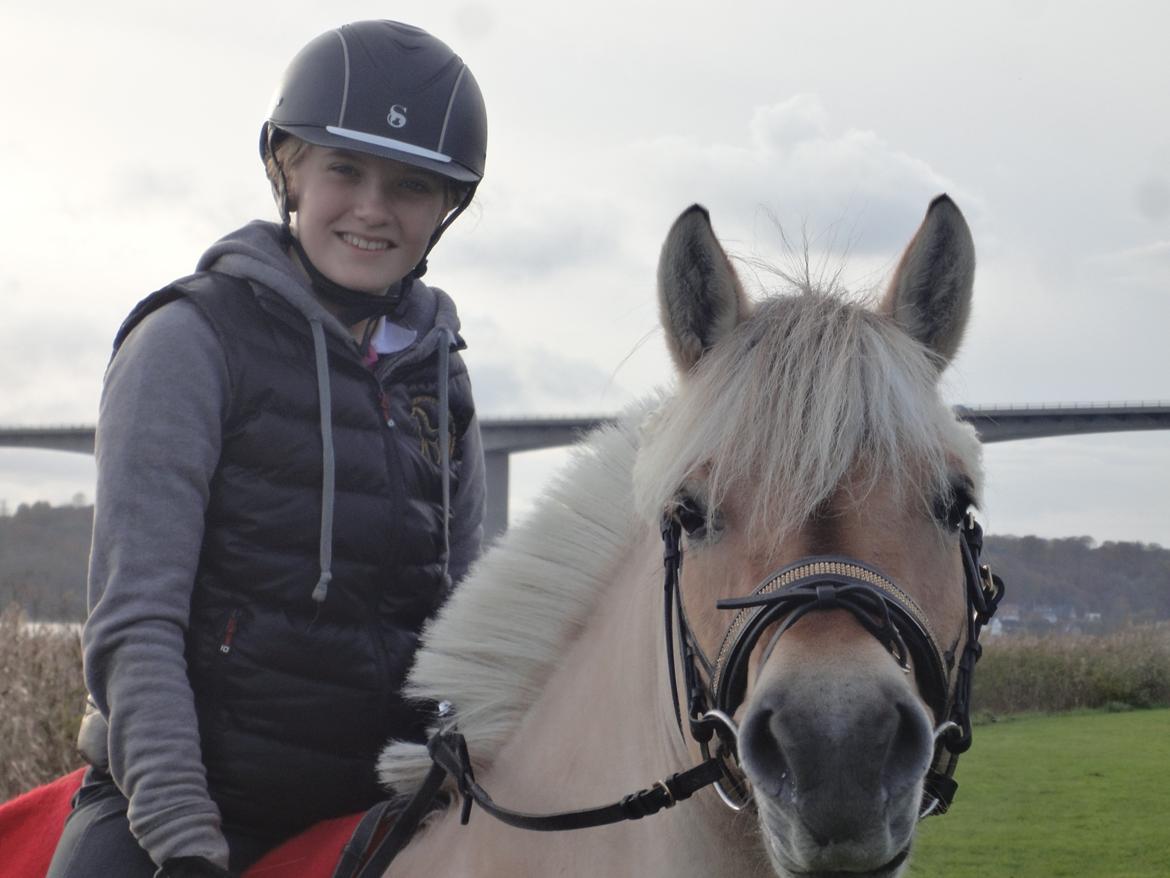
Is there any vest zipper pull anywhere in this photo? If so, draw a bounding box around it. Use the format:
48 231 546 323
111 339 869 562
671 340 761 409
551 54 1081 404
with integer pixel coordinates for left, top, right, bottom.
379 390 395 428
220 611 239 655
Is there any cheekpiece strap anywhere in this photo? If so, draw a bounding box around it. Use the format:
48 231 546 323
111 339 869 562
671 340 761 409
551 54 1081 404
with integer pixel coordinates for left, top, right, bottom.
661 516 686 736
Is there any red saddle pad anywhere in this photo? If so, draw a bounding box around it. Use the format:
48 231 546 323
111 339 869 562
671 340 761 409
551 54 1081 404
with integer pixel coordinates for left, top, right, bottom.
0 769 363 878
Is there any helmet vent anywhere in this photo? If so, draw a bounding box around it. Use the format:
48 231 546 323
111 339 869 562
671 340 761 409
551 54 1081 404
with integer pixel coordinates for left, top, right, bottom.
335 30 352 128
437 66 467 155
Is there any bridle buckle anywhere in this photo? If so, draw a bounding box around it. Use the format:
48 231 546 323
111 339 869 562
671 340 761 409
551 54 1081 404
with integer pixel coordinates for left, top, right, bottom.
979 563 1000 601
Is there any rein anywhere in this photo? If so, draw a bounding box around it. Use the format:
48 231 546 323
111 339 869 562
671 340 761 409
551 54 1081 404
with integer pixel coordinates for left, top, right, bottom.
343 513 1003 876
340 703 727 877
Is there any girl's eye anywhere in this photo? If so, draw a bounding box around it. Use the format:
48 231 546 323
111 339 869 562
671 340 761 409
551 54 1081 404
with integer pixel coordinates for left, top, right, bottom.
330 163 359 178
400 177 435 194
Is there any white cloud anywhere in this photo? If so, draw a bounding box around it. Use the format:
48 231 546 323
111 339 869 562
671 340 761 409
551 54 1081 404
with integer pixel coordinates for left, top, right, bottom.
981 433 1170 548
1116 241 1170 262
444 95 971 308
0 450 96 510
613 94 971 257
461 320 639 417
1134 178 1170 222
442 193 632 280
1091 240 1170 287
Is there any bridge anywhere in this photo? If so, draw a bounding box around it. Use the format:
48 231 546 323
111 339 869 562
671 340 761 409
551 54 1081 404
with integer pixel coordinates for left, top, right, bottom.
2 402 1168 541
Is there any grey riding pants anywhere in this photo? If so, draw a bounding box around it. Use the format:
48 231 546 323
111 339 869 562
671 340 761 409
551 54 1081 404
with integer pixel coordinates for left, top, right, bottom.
45 768 278 877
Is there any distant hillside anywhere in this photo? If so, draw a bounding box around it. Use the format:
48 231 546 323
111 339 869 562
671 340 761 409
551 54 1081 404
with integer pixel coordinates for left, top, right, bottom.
1 502 1168 625
0 502 92 620
983 535 1170 632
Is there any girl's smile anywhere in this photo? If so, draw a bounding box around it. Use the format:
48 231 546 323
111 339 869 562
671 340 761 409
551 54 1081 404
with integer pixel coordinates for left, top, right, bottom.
338 232 392 252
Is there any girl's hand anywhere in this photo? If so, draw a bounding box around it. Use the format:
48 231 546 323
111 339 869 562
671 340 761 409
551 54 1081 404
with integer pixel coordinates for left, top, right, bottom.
155 856 235 878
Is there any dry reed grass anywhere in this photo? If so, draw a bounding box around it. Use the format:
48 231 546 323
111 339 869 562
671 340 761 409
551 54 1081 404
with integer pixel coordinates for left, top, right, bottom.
0 603 86 801
975 625 1170 716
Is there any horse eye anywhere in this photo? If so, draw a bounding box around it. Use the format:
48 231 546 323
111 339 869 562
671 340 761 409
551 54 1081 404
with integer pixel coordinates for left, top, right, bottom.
675 495 709 539
934 487 974 531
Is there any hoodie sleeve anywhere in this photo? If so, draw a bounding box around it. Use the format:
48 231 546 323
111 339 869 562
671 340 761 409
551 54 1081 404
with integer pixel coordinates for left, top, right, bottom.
448 413 485 586
83 299 231 869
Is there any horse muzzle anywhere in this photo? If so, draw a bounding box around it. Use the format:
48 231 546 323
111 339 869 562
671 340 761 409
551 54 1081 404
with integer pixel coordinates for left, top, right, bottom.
737 634 932 877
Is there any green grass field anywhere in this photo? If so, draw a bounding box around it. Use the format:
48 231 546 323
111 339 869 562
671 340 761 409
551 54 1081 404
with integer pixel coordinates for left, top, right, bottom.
908 708 1170 877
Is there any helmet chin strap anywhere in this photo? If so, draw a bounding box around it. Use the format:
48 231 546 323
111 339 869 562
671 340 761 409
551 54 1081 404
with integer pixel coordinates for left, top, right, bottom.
409 184 478 281
282 225 406 326
281 183 477 329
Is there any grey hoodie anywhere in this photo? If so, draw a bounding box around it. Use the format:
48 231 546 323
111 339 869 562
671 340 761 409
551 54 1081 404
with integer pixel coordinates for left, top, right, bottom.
77 220 485 868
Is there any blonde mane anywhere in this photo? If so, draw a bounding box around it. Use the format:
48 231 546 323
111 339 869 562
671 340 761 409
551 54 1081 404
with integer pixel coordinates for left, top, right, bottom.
378 405 650 792
379 288 982 794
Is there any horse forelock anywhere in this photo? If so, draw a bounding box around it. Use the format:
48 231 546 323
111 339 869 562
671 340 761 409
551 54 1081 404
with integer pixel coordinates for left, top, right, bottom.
634 289 983 544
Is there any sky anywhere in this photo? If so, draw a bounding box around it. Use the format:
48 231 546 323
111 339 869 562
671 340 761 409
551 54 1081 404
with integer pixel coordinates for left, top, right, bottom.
1 0 1168 546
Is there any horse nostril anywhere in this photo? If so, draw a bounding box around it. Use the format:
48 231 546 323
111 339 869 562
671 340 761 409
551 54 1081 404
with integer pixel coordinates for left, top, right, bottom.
881 700 933 801
738 707 790 799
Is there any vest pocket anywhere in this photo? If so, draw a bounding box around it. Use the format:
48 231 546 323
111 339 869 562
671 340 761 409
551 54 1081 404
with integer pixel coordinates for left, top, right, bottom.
201 607 250 707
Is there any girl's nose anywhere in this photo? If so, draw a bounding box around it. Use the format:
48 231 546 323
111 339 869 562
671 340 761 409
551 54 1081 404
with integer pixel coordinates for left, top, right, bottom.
353 180 394 223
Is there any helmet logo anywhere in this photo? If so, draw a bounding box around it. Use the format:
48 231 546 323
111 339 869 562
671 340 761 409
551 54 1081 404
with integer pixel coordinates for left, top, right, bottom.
387 105 408 129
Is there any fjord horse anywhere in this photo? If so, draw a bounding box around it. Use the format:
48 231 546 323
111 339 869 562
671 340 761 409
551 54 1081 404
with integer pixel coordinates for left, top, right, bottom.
369 195 994 877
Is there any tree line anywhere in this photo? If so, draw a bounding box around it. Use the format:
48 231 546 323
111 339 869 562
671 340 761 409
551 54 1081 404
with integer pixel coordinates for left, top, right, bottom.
1 501 1167 625
985 534 1170 630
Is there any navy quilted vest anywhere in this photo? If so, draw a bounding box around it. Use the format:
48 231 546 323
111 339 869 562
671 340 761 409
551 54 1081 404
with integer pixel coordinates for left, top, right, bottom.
113 272 475 833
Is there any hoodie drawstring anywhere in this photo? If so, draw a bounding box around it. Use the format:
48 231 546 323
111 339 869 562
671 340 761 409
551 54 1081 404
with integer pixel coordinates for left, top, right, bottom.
310 321 454 604
437 328 452 583
310 318 335 604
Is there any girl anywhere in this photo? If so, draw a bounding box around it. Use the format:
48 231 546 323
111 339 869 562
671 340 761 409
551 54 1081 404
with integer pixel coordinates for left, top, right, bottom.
49 20 487 878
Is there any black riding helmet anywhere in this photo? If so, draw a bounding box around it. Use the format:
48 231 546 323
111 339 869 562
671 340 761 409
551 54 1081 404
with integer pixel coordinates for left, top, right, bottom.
260 21 487 315
261 20 486 184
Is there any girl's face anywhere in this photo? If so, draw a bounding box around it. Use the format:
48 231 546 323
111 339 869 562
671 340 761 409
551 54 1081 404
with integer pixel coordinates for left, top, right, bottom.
288 146 451 294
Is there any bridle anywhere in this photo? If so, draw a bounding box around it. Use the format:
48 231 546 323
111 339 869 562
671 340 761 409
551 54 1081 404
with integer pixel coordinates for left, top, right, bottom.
661 510 1005 816
345 511 1004 875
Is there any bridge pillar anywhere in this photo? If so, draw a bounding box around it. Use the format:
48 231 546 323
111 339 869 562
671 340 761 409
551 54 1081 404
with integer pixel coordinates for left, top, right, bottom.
484 450 509 545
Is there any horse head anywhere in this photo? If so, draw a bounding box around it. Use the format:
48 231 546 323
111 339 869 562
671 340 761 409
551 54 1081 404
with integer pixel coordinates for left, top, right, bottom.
637 195 984 877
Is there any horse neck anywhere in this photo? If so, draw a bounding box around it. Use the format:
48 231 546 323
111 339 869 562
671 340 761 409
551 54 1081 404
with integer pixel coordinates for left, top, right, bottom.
469 527 680 807
391 527 761 876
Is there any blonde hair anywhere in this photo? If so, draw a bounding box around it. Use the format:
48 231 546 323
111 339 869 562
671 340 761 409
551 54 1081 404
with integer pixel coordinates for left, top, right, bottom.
264 133 313 217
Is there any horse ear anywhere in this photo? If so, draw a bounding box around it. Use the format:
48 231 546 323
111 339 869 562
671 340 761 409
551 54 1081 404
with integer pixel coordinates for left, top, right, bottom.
880 194 975 366
657 204 751 374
